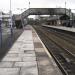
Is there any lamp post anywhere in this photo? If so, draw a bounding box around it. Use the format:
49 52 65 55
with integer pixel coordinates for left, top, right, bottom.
9 0 13 46
29 2 30 9
29 1 30 14
10 0 13 37
65 1 66 15
65 1 67 26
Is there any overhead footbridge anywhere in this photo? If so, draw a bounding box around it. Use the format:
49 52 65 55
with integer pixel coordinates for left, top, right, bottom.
15 8 72 28
21 8 71 19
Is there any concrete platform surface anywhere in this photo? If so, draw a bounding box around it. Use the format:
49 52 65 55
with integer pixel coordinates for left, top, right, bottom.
43 25 75 32
0 25 62 75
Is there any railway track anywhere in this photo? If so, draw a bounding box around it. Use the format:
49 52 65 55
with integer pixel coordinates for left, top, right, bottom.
32 25 75 75
44 26 75 45
42 26 75 55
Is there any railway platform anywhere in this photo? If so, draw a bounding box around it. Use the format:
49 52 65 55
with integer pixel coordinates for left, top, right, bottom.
0 25 62 75
43 25 75 32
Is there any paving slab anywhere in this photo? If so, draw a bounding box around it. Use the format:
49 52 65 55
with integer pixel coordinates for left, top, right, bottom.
0 62 14 68
5 53 18 57
18 53 35 57
8 50 20 53
0 68 20 75
22 56 36 62
34 42 43 48
20 47 34 50
14 61 37 67
20 67 38 75
2 56 22 62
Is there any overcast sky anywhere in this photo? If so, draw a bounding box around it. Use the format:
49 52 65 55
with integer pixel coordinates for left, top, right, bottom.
0 0 75 14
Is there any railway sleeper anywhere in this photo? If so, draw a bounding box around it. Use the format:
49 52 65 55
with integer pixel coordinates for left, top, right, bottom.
60 53 72 63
